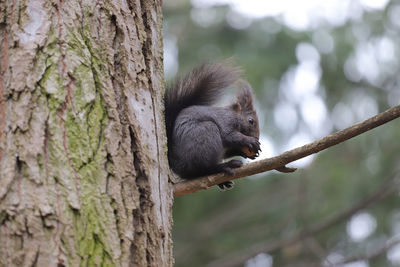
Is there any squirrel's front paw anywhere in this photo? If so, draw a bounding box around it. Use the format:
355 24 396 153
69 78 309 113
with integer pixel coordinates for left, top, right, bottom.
247 138 261 157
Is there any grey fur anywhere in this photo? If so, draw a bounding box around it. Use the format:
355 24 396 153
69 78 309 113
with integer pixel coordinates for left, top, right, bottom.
164 62 260 184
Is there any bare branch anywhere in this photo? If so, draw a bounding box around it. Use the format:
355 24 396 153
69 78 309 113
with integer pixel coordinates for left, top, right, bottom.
173 105 400 197
335 235 400 265
205 174 400 267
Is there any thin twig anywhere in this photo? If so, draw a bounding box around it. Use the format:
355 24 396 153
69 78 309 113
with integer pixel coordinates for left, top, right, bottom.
173 105 400 197
205 174 400 267
332 235 400 266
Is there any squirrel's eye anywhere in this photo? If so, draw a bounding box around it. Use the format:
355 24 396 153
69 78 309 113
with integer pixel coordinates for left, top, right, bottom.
248 117 255 125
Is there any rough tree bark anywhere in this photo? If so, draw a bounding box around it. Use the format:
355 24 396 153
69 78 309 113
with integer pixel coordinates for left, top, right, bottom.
0 0 173 266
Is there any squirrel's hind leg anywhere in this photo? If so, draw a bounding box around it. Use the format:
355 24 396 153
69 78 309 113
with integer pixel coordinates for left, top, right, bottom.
217 159 243 175
216 160 242 190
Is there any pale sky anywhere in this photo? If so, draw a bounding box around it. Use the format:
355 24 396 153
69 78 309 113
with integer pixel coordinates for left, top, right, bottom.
192 0 390 29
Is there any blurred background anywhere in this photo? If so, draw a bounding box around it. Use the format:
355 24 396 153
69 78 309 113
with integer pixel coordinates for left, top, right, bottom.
163 0 400 266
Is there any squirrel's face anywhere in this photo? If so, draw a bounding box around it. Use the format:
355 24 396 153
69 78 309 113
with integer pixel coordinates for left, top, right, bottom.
232 81 260 139
241 110 260 139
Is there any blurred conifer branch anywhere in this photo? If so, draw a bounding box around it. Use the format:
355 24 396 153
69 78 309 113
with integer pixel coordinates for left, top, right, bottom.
338 235 400 265
174 105 400 197
206 174 400 267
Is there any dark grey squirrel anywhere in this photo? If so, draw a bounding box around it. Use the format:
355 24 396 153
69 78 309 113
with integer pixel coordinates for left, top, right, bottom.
164 62 261 189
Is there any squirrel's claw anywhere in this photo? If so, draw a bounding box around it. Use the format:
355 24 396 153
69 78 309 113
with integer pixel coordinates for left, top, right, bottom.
248 138 261 154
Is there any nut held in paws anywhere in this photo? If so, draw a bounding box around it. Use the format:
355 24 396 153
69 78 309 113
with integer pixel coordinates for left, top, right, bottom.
241 146 257 157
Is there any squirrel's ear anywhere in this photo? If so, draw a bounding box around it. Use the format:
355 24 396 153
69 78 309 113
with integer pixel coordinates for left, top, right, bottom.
231 102 241 112
235 80 254 110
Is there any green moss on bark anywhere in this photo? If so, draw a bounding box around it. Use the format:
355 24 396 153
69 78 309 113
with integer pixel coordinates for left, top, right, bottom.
34 19 115 265
64 17 116 265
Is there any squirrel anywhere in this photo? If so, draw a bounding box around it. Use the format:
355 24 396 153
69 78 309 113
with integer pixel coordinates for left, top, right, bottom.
164 62 261 189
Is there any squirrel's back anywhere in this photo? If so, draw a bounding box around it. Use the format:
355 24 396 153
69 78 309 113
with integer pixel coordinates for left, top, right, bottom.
164 62 241 141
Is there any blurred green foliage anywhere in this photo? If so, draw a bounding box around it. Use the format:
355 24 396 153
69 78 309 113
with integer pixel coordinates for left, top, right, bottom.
164 1 400 266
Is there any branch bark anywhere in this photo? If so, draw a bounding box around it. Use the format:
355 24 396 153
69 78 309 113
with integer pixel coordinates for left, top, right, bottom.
173 104 400 197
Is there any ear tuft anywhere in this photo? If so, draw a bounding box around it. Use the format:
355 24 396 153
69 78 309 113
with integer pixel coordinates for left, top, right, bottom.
235 79 254 111
231 102 241 112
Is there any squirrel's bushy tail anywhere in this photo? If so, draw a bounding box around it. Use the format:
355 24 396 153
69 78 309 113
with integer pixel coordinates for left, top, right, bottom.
164 62 241 140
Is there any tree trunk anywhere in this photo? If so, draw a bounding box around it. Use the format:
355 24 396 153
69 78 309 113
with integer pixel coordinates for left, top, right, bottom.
0 0 173 266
